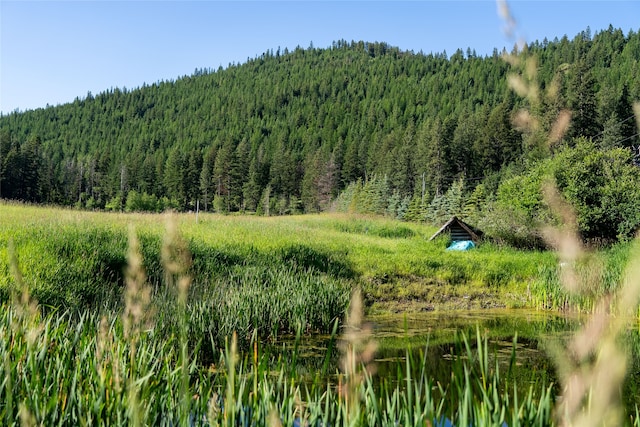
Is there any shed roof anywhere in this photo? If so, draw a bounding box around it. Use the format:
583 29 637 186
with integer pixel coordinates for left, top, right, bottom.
428 216 482 243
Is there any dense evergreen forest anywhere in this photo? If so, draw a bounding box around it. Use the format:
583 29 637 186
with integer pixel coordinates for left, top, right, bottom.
1 26 639 244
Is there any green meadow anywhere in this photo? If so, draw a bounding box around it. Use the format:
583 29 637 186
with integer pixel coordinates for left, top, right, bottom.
0 202 560 317
2 202 640 425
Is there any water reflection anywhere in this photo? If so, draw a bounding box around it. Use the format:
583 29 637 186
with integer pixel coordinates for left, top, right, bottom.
268 309 640 414
367 309 581 397
275 309 582 384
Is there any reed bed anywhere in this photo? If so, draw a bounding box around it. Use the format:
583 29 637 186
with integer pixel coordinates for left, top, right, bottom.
3 203 640 425
1 203 562 317
1 299 560 426
530 242 634 312
0 204 559 426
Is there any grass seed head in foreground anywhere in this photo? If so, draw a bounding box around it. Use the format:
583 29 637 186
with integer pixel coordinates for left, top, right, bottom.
0 207 625 426
543 185 640 427
498 3 640 424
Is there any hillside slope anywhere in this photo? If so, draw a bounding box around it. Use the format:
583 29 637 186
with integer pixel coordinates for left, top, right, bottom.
1 29 638 216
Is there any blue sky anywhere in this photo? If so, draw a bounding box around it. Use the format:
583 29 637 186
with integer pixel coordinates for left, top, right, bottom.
1 1 638 114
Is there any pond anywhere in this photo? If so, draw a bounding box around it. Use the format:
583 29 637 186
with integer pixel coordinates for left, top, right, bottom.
273 309 640 413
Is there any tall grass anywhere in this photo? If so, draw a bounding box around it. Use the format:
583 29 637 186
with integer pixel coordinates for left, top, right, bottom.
0 204 563 426
0 298 560 426
530 242 634 312
1 202 636 330
0 202 566 317
3 203 640 424
0 205 354 350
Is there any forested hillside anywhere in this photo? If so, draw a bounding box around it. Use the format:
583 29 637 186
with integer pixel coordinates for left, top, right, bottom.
1 27 639 242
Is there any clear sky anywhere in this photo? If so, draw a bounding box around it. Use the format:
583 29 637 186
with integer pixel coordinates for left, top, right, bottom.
1 1 638 114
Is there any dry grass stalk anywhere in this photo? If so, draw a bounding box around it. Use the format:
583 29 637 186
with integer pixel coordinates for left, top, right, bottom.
95 315 122 394
207 392 221 427
122 227 154 340
499 0 573 153
161 214 194 425
338 288 377 422
548 110 572 146
553 259 640 427
7 240 42 346
122 227 155 427
268 409 283 427
497 3 640 425
162 214 192 303
18 403 36 427
496 0 524 51
541 184 583 293
542 180 640 427
507 54 572 151
224 332 239 426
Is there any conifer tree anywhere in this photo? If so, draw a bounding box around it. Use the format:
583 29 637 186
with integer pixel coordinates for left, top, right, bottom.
200 145 217 211
242 157 262 212
567 58 600 140
185 149 202 209
164 148 186 208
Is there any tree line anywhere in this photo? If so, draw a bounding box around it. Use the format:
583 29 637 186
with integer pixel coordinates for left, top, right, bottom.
1 27 639 241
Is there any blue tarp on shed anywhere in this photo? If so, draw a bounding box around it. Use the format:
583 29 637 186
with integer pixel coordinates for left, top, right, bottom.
446 240 475 251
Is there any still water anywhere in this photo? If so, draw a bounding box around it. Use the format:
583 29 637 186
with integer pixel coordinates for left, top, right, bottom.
367 309 578 392
275 309 640 411
276 309 581 381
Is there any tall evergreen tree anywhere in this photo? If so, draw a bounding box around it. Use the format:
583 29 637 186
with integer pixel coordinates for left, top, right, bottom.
341 138 362 186
389 121 415 196
164 148 186 208
213 139 237 212
481 101 521 171
0 130 12 198
567 58 600 140
2 142 22 200
185 149 203 209
242 157 262 212
200 145 218 211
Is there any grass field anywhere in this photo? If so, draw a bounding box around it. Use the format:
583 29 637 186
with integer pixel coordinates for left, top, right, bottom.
0 202 561 315
2 202 640 425
1 201 635 337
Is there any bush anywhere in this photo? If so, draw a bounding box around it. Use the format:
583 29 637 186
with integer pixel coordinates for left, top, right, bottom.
478 202 547 249
551 138 640 241
485 139 640 246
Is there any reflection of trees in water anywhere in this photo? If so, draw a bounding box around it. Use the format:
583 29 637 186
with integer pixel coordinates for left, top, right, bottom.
373 337 557 403
269 311 640 415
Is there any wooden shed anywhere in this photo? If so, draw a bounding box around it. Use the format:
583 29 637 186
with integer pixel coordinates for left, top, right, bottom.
428 216 482 244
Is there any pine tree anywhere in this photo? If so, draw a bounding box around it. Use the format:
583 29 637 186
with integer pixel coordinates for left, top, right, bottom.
317 153 338 210
21 136 44 202
403 194 425 222
389 121 415 196
614 84 637 146
301 151 321 213
2 142 22 200
341 138 361 186
185 149 202 209
234 139 250 209
567 58 600 140
424 118 452 197
213 140 236 213
463 183 487 223
242 157 262 212
164 148 186 209
482 100 521 171
600 112 625 150
442 176 465 219
0 130 10 198
200 145 217 211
